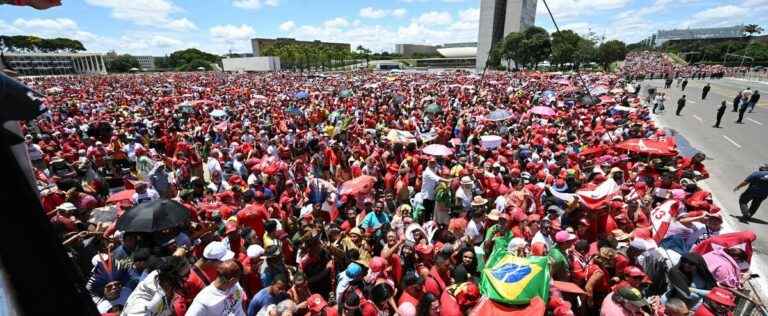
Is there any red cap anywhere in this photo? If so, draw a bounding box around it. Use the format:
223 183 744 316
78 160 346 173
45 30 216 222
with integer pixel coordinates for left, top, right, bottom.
706 287 736 307
415 243 434 256
306 294 328 312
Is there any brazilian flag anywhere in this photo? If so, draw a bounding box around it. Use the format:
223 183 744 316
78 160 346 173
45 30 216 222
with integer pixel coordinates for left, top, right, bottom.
480 236 550 305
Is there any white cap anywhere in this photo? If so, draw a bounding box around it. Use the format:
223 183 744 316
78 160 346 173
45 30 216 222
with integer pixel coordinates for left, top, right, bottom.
246 244 265 258
56 202 77 212
203 241 234 261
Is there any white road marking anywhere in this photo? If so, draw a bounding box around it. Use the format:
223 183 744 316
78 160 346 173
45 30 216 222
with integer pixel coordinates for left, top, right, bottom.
688 100 697 104
722 135 742 148
747 118 763 125
692 114 703 123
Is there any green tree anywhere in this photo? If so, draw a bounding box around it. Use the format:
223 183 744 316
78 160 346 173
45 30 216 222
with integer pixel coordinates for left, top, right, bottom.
168 48 220 68
521 26 552 69
501 32 525 70
178 59 212 71
551 30 582 69
107 55 141 73
355 45 371 68
598 40 627 70
154 56 171 69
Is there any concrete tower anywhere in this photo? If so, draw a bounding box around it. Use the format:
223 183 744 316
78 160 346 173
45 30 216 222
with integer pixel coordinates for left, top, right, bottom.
476 0 538 72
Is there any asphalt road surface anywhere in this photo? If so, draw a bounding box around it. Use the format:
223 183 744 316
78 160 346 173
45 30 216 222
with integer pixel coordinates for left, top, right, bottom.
640 78 768 300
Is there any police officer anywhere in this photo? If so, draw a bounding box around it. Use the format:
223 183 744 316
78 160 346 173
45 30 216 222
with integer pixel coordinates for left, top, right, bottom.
702 83 711 100
713 100 726 128
734 164 768 220
676 95 686 116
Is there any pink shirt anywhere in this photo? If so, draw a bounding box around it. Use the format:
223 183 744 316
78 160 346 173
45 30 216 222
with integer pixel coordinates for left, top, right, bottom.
703 249 741 288
600 293 642 316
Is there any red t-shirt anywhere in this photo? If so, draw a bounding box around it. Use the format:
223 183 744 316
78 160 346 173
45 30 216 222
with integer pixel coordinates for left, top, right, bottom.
423 266 448 297
237 203 269 237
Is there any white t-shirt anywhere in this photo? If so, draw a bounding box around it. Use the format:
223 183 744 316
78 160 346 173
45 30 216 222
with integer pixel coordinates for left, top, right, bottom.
186 283 247 316
465 218 484 245
132 189 160 205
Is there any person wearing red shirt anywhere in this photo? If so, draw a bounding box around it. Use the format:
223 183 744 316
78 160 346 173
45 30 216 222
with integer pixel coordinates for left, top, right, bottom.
397 273 424 314
237 191 269 237
423 254 451 298
174 241 232 315
693 287 736 316
239 244 264 298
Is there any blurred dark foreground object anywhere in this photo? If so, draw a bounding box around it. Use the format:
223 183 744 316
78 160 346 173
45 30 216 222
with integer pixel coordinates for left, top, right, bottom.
0 72 99 315
1 0 61 10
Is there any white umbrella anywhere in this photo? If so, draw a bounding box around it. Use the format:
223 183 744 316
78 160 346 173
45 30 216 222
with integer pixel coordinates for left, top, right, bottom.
210 109 227 117
422 144 453 156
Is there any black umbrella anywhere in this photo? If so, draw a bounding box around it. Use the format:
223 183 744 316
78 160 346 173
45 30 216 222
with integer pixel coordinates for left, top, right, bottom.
116 199 190 233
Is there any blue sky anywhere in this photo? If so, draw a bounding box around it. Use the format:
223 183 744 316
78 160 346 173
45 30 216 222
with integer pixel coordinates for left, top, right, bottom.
1 0 766 56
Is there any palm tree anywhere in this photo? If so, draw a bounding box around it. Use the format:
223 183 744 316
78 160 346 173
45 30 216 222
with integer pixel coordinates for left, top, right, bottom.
743 24 764 38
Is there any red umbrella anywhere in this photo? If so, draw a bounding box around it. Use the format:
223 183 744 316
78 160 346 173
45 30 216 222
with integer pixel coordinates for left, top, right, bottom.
469 296 545 316
615 138 677 156
339 175 376 196
578 145 606 158
106 189 135 204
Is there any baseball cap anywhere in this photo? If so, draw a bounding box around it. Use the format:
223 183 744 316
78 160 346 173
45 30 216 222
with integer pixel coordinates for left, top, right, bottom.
56 202 77 212
623 266 651 283
555 230 577 243
306 294 328 313
706 287 736 307
246 244 264 258
203 241 234 261
617 287 649 307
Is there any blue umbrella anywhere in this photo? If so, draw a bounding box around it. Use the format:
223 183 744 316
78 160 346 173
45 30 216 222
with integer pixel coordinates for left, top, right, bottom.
294 91 309 99
485 109 513 121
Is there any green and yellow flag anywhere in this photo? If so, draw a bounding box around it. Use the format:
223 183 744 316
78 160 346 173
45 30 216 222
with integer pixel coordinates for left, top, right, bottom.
480 237 551 305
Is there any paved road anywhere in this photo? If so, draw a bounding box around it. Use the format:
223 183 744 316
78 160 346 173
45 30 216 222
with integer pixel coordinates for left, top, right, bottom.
639 78 768 299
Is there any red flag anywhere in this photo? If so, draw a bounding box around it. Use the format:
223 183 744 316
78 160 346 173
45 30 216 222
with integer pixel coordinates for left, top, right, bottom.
650 200 679 242
693 231 757 262
576 179 620 210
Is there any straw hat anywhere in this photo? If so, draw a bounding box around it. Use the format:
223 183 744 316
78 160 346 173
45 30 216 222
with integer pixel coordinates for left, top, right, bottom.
471 196 488 207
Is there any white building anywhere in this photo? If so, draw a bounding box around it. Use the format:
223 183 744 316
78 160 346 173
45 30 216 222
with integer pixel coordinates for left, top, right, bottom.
4 52 107 76
222 56 281 72
134 56 156 71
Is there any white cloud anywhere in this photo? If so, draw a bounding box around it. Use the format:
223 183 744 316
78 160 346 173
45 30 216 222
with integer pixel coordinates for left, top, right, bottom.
150 35 184 47
536 0 630 20
323 17 350 29
209 24 256 44
232 0 278 10
682 5 748 28
279 21 296 31
443 0 465 2
360 7 388 19
83 0 197 32
12 18 78 31
416 11 452 26
280 7 481 52
359 7 408 19
392 8 408 18
166 18 197 32
84 0 176 25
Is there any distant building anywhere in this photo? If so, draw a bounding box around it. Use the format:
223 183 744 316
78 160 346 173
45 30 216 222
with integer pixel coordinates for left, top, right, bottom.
222 56 281 72
3 52 107 76
395 42 479 58
251 38 350 56
655 25 745 47
134 56 156 71
395 44 439 57
476 0 538 71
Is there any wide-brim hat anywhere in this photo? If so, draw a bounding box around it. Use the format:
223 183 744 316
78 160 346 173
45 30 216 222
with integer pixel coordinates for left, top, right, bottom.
471 196 488 206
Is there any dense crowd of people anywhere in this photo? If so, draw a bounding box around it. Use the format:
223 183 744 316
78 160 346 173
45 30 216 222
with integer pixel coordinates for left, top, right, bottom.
620 51 751 81
18 67 762 316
